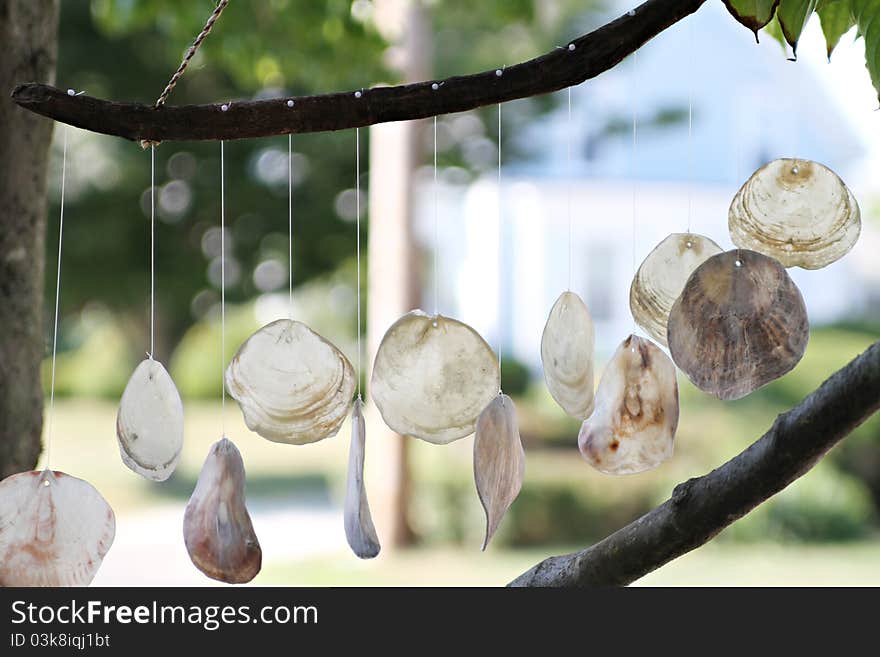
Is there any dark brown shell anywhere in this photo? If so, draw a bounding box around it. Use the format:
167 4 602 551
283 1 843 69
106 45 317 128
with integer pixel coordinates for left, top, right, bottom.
667 249 809 400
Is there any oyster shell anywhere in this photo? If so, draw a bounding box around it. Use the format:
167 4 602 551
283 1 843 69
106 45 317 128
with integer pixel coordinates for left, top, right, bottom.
729 158 860 270
225 319 356 444
370 310 499 444
667 249 809 400
578 335 678 475
540 291 596 418
116 358 184 481
344 398 380 559
629 233 723 346
474 394 525 550
0 469 115 586
183 438 262 584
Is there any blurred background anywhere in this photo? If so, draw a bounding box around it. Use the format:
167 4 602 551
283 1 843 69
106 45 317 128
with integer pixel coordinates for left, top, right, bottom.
42 0 880 586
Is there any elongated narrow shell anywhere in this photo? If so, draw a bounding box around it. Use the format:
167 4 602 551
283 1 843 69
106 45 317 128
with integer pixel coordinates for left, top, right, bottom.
183 438 262 584
0 470 115 586
225 319 356 444
667 249 809 400
729 158 860 269
116 358 184 481
578 335 678 475
629 233 723 346
474 394 525 550
540 291 596 418
371 310 499 444
344 399 380 559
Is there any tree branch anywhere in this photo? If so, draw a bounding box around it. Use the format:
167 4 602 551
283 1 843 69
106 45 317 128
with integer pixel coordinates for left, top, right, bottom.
9 0 707 142
509 341 880 587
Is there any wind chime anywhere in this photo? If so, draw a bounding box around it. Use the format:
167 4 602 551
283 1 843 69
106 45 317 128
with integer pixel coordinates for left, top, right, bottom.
0 4 863 587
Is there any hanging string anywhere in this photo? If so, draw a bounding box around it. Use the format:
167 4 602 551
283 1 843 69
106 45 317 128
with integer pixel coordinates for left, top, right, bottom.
686 18 694 234
566 86 573 292
496 103 503 391
355 128 363 401
149 145 155 359
288 133 294 317
220 140 227 437
433 116 439 317
631 52 639 337
45 125 69 471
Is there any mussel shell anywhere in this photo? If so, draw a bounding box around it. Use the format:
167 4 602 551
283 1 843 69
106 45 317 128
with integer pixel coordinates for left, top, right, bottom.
540 291 595 418
578 335 679 475
225 319 356 445
729 158 860 270
370 310 499 444
344 399 380 559
0 469 115 586
667 249 809 400
629 233 723 346
116 358 184 481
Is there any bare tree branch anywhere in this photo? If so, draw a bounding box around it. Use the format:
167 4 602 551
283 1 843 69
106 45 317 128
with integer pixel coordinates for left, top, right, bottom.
509 341 880 587
9 0 707 143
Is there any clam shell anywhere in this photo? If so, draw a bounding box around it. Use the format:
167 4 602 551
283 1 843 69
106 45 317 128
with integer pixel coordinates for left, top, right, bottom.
729 158 860 269
183 438 262 584
0 469 115 586
629 233 723 346
667 249 809 400
540 291 596 418
116 358 184 481
344 399 380 559
474 394 525 549
225 319 356 445
578 335 678 475
370 310 499 444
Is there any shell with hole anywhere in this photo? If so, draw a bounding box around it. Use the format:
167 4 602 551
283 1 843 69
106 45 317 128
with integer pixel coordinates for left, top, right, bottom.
578 335 679 475
370 310 499 444
116 358 184 481
474 393 525 549
540 291 595 418
629 233 723 346
183 438 262 584
344 398 380 559
225 318 356 444
667 249 809 401
0 469 115 586
729 158 860 270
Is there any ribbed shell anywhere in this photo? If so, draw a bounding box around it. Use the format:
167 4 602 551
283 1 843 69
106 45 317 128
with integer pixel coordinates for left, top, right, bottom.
344 399 380 559
540 291 595 418
667 249 809 400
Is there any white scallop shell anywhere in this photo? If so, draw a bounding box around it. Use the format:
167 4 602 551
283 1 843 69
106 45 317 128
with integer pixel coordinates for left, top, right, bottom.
116 358 184 481
629 233 723 346
0 469 115 586
540 291 595 418
729 158 860 269
370 310 499 444
225 319 356 444
344 399 380 559
474 394 525 550
578 335 679 475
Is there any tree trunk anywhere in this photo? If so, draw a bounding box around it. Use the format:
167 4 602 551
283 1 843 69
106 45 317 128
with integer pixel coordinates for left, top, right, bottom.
0 0 59 478
366 0 431 548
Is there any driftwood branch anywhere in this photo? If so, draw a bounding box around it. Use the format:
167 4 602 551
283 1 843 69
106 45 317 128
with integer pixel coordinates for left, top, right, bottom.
10 0 707 142
510 341 880 587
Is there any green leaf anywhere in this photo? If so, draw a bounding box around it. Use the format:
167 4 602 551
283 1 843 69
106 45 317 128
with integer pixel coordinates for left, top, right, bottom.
722 0 780 38
852 0 880 101
818 0 856 58
777 0 820 55
764 14 790 48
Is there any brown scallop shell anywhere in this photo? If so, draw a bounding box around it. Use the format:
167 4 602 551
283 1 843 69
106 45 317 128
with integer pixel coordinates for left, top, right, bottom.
667 249 809 400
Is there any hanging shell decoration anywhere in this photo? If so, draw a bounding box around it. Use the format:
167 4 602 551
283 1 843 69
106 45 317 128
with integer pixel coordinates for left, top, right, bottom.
629 233 723 346
578 335 679 475
371 310 499 444
540 291 596 418
729 158 860 270
667 249 809 401
473 393 525 550
225 318 356 445
183 438 262 584
344 398 381 559
0 469 115 586
116 358 184 481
